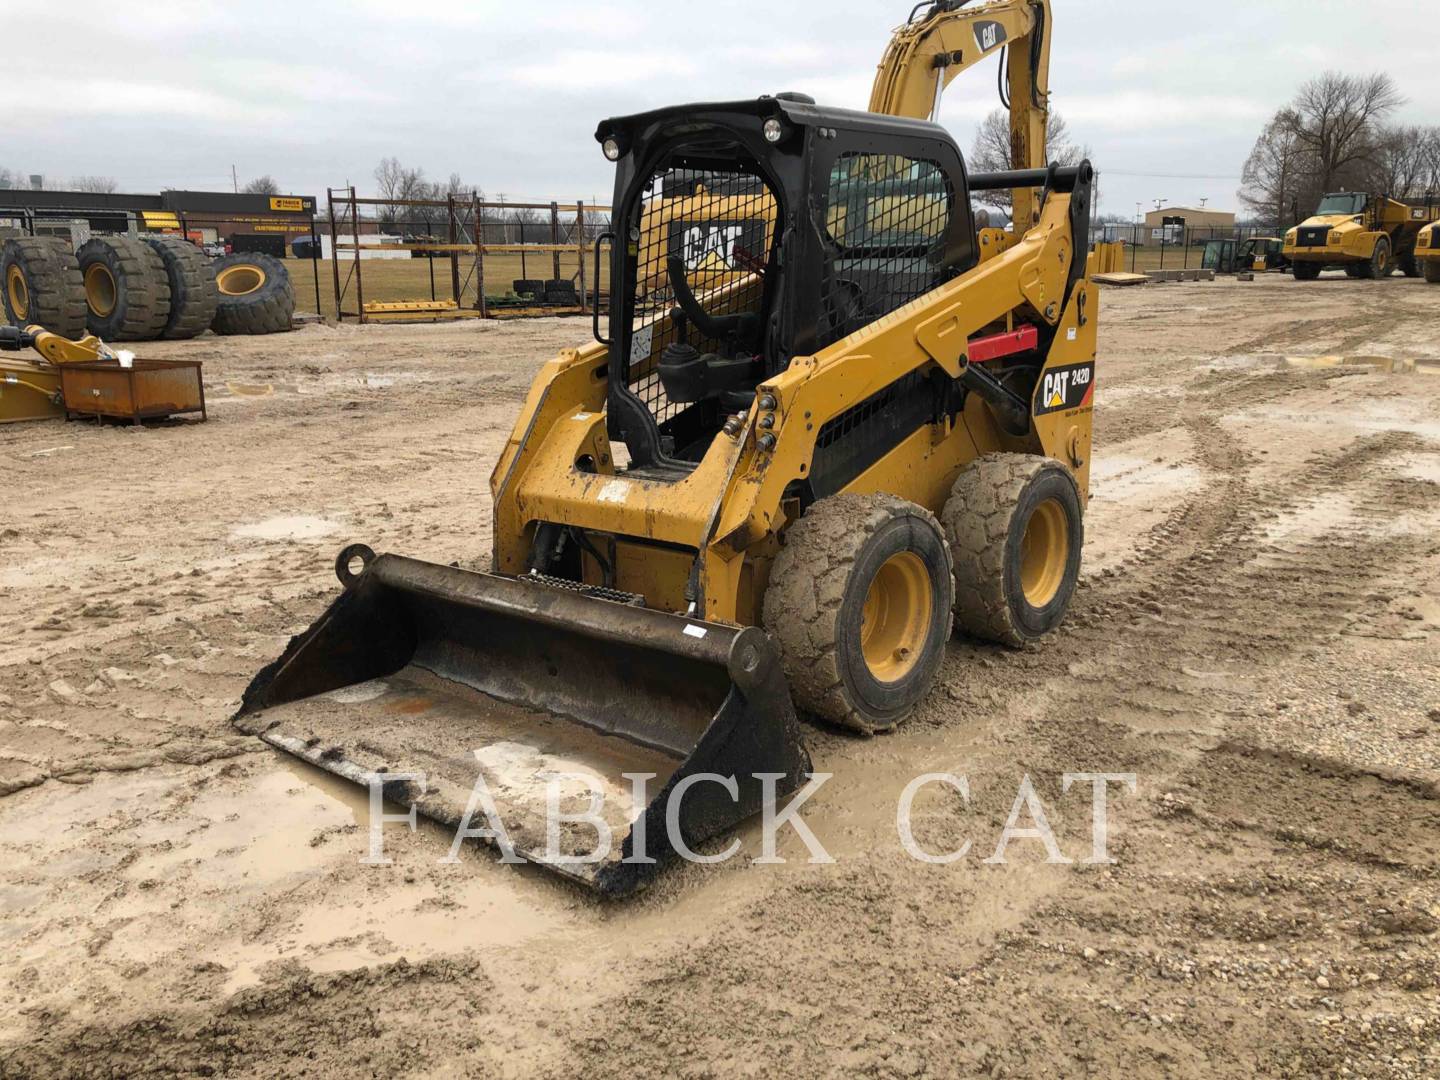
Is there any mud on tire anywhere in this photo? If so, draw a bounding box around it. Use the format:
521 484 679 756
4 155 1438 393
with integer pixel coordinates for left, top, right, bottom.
943 453 1084 648
1 237 87 337
211 253 294 335
144 236 218 339
762 493 954 735
76 235 171 341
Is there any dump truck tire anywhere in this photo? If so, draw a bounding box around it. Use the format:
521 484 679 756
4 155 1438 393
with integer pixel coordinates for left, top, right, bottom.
144 236 218 340
211 253 294 335
943 454 1083 648
1425 260 1440 284
1 237 87 337
1357 238 1392 280
763 493 953 735
1399 253 1420 279
1292 262 1321 281
76 235 171 341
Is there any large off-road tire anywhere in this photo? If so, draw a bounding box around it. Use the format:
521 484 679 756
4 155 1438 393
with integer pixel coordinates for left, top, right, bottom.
1343 264 1364 279
1356 237 1393 280
1 237 87 337
211 253 294 335
1292 262 1321 281
1398 252 1421 279
943 454 1084 648
76 235 171 340
144 236 218 339
1424 259 1440 284
763 493 954 735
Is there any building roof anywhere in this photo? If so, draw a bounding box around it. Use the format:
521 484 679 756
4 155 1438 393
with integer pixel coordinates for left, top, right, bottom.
1148 205 1235 216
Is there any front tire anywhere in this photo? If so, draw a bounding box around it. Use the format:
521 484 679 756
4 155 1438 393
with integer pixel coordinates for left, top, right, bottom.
763 494 954 735
1425 259 1440 284
1358 238 1393 280
1292 262 1321 281
943 454 1084 648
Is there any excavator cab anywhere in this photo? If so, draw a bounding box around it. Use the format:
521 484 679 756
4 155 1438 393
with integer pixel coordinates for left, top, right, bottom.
599 95 976 472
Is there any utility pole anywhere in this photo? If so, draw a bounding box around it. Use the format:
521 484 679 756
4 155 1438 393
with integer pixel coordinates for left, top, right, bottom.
231 165 238 194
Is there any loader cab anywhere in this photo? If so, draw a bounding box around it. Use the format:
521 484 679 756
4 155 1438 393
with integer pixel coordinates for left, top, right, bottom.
596 96 977 473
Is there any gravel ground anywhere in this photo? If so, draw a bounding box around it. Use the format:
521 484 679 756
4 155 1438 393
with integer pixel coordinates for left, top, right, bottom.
1 273 1437 1078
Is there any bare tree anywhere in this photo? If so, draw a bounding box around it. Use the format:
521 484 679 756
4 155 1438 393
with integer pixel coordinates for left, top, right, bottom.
373 157 427 229
1366 125 1435 199
1287 72 1404 192
70 175 118 194
970 109 1088 209
1239 112 1314 227
242 175 280 195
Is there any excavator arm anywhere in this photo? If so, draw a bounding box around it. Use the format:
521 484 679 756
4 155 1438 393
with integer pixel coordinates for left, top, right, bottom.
870 0 1051 227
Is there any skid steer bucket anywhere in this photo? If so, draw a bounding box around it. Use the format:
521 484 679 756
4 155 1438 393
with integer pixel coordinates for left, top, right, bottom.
234 546 811 896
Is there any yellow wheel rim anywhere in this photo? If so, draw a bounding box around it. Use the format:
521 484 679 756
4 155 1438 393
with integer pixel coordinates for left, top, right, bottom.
85 264 117 317
1020 498 1070 608
6 266 27 320
217 264 266 296
860 551 932 683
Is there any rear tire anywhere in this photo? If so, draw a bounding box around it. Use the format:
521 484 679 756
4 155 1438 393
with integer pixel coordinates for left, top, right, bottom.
1343 265 1364 279
1425 259 1440 284
76 235 171 340
211 253 294 335
144 236 218 339
1 237 86 337
763 494 954 735
943 454 1083 648
1399 253 1421 279
1292 262 1321 281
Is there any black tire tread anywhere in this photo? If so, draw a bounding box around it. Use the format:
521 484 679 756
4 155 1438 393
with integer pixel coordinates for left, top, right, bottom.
211 253 294 335
762 493 950 734
1 237 87 337
1424 259 1440 284
943 453 1075 648
144 236 218 339
76 235 171 340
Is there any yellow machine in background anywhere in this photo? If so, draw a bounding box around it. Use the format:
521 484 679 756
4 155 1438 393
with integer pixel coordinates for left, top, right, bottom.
1417 220 1440 284
237 0 1098 895
1284 192 1439 280
0 325 115 423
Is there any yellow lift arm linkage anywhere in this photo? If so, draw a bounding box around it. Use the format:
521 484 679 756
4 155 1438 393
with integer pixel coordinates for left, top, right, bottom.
870 0 1052 228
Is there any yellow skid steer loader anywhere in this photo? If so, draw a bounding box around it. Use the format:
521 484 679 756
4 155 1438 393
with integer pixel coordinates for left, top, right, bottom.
237 0 1097 895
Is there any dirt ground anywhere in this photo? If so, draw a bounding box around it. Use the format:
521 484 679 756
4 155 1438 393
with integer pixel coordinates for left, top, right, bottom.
2 273 1438 1079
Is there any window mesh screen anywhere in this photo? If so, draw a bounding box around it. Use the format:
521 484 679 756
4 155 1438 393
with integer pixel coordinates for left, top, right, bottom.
627 166 778 426
818 153 954 350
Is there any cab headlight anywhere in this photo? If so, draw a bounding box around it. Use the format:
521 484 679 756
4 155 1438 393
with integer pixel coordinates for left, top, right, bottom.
763 118 785 144
602 137 623 162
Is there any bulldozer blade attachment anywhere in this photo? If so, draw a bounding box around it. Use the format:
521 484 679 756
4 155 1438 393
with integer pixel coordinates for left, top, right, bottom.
234 547 811 896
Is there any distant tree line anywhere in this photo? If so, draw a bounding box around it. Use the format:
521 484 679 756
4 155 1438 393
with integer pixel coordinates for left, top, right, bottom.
1240 72 1440 228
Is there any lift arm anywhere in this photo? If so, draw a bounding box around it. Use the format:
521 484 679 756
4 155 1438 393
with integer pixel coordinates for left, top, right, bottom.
870 0 1052 227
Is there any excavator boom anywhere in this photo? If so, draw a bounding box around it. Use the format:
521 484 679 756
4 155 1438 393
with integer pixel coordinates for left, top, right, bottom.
871 0 1052 227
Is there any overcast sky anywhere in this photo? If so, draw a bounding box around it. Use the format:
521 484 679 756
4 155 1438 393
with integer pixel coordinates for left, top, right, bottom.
6 0 1437 218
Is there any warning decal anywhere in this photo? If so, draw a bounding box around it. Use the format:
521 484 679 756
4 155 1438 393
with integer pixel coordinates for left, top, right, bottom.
1033 362 1095 417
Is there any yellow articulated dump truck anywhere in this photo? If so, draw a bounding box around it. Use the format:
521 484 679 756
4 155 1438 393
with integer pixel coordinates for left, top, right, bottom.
1417 220 1440 284
1284 191 1439 281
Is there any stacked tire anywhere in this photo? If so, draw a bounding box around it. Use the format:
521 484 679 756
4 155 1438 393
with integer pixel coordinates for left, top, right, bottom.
211 253 294 335
75 235 172 340
145 236 218 339
1 234 294 340
1 237 87 338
